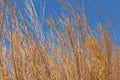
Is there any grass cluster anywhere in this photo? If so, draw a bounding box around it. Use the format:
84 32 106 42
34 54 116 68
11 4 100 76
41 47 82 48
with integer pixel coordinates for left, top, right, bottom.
0 0 120 80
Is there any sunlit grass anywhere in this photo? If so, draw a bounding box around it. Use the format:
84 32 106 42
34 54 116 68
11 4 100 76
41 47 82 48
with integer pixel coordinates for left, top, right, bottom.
0 0 119 80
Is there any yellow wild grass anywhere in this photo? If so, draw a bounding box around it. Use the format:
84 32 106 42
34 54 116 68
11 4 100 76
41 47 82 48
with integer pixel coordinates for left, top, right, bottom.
0 0 120 80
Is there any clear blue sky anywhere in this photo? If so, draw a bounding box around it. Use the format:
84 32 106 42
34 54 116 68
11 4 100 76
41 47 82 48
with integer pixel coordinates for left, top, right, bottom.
13 0 120 46
32 0 120 46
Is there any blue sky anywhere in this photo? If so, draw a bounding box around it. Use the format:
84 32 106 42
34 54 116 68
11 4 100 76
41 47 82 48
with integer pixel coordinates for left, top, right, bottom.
10 0 119 46
32 0 120 26
32 0 120 46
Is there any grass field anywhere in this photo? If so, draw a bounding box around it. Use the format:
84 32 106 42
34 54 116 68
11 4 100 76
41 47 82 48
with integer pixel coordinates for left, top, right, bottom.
0 0 120 80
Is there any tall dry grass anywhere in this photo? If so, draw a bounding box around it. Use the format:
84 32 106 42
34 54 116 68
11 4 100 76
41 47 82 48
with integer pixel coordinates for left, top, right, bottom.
0 0 120 80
